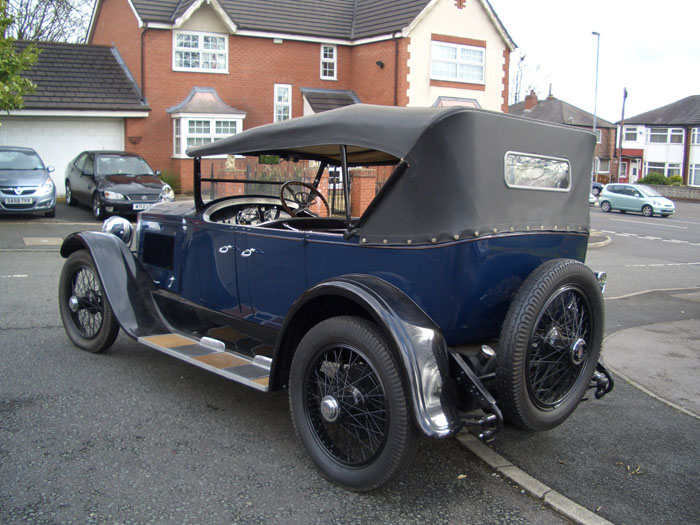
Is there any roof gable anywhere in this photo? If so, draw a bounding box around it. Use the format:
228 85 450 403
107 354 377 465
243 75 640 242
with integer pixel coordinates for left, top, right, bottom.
13 41 149 112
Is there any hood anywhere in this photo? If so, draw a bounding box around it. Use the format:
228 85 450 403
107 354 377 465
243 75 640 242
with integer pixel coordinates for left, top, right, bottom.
0 169 49 187
100 174 164 192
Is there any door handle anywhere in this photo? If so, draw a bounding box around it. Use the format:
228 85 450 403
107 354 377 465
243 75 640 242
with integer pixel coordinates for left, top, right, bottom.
240 248 263 257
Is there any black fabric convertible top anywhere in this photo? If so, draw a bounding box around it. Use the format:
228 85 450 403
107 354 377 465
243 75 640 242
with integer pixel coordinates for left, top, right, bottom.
188 104 596 246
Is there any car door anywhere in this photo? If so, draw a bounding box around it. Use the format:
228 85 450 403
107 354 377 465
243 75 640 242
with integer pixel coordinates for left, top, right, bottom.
236 227 307 327
73 153 95 201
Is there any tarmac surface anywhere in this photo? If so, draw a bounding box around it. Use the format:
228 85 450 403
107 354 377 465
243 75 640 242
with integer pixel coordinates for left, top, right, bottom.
457 231 700 525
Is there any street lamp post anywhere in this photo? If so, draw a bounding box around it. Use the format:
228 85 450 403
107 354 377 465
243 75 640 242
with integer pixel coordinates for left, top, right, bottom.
591 31 600 179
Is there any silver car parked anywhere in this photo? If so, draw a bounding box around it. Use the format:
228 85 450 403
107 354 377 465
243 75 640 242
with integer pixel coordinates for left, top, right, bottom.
0 147 56 217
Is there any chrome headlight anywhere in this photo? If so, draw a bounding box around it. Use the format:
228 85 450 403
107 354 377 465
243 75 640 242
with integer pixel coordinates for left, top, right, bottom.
160 184 175 202
38 178 55 195
104 190 126 200
102 216 133 244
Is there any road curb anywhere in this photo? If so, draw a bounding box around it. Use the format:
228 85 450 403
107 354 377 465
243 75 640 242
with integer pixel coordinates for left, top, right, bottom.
588 230 612 249
456 433 614 525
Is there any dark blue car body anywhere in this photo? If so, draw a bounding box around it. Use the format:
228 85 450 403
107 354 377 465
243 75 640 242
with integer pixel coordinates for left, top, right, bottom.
59 105 612 491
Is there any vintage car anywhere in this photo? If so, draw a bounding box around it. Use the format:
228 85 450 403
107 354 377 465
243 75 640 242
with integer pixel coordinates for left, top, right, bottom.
58 104 613 491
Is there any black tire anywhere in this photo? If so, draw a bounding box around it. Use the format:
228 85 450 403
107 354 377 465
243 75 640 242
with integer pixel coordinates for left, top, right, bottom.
289 316 416 491
592 187 601 196
642 204 653 217
58 249 120 353
600 200 611 212
65 181 77 206
93 192 106 220
496 259 603 431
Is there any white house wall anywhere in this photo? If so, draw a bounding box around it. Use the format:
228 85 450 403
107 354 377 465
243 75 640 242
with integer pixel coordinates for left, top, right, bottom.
406 0 506 110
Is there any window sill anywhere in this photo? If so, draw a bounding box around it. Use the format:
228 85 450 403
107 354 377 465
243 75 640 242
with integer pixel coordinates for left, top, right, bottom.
430 79 485 91
172 67 229 75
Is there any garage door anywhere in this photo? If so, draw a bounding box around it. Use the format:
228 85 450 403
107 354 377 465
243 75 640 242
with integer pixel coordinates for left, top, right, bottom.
0 118 124 195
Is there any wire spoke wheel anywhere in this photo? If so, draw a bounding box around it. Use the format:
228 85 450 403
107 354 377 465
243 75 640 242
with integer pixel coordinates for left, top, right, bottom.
290 316 415 491
306 344 388 466
59 249 119 353
497 259 603 431
69 266 106 338
527 286 591 409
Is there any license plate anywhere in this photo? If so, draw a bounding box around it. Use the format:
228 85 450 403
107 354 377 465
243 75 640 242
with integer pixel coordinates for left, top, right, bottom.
6 197 33 204
132 203 150 211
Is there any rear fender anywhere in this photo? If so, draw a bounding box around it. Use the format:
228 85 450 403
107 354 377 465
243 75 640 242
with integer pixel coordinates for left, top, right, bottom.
276 274 461 438
60 232 168 338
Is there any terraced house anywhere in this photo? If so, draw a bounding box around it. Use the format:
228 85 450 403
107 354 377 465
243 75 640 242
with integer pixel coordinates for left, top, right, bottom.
87 0 515 190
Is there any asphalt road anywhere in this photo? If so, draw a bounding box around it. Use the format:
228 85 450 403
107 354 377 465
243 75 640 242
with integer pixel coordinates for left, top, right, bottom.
1 200 699 524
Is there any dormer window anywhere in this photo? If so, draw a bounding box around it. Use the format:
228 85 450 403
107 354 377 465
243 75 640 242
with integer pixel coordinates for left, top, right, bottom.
173 30 228 73
321 45 337 80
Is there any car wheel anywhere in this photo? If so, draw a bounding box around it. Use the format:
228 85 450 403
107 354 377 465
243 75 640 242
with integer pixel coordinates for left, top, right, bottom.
600 200 611 212
44 209 55 218
93 193 106 220
65 181 77 206
496 259 603 431
642 204 653 217
592 187 601 196
289 316 416 491
58 249 120 353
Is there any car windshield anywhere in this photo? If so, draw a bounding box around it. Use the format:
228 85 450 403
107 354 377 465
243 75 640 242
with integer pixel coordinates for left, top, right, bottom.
96 155 154 176
638 185 663 197
0 150 45 170
201 155 361 218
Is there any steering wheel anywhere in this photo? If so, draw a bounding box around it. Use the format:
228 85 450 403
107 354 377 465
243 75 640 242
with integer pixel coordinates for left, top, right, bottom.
280 181 330 217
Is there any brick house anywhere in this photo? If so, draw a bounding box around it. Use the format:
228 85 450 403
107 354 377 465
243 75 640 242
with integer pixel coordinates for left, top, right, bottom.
88 0 515 191
509 91 618 183
619 95 700 186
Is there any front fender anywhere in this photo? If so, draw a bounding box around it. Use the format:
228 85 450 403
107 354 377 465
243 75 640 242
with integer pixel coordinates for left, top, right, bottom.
60 232 168 338
278 274 461 438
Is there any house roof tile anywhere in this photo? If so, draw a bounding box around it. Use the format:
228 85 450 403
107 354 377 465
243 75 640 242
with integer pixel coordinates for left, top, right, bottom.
300 88 360 112
623 95 700 126
14 41 149 112
129 0 509 42
509 96 615 128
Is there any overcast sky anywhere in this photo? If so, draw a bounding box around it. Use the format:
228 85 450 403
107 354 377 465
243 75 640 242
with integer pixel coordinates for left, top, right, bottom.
487 0 698 123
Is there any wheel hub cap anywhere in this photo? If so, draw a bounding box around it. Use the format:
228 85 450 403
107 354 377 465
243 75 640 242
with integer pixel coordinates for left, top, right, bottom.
68 295 80 312
570 338 587 365
320 395 340 423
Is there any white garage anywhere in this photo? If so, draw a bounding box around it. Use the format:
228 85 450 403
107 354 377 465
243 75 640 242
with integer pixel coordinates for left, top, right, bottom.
0 117 125 195
5 42 151 196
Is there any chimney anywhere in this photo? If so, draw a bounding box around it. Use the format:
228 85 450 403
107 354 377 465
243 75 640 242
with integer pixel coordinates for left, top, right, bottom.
524 90 538 110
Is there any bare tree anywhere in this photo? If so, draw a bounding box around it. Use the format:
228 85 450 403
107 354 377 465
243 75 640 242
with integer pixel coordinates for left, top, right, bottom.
5 0 92 42
509 50 542 105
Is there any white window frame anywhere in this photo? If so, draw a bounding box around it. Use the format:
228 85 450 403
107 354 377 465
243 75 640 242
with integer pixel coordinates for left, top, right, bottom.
647 127 684 144
644 161 681 178
594 129 602 144
430 41 485 84
171 114 243 158
274 84 292 122
320 45 337 80
173 30 228 74
623 126 637 142
596 158 610 173
691 127 700 145
689 164 700 186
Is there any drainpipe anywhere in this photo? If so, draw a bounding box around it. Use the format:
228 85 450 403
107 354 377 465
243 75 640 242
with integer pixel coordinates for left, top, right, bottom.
140 24 148 95
683 126 691 185
393 32 401 106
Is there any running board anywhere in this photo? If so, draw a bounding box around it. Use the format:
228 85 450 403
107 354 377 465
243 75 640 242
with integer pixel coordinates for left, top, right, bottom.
138 333 271 392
